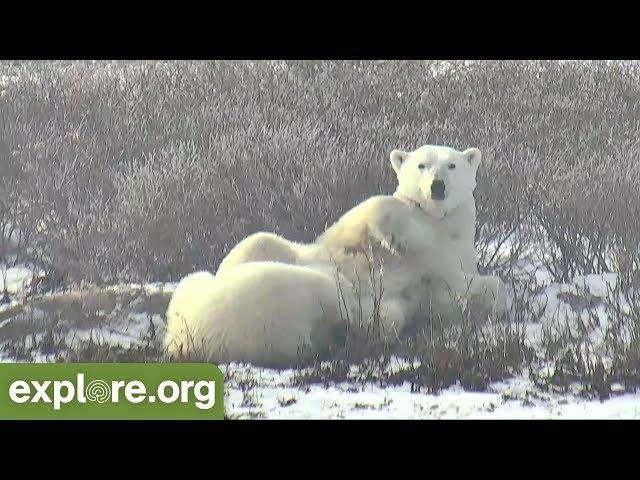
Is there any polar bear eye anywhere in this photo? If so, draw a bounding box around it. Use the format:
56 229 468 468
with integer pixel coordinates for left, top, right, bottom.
418 164 426 170
448 163 456 170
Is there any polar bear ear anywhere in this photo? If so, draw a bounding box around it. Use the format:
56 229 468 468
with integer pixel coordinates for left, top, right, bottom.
390 149 409 174
462 148 482 173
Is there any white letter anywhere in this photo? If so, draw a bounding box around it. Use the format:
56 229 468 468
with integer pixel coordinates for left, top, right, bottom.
193 381 216 410
124 381 146 404
180 381 195 403
157 381 180 403
111 381 125 403
53 381 75 410
76 374 86 403
30 381 52 403
9 381 30 404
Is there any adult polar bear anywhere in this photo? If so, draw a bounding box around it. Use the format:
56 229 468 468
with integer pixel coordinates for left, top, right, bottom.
164 145 508 366
215 144 506 318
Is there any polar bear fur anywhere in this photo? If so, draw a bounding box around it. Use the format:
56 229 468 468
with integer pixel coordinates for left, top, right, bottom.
164 263 408 366
214 145 508 320
164 264 341 366
379 145 509 320
216 232 329 277
164 144 509 366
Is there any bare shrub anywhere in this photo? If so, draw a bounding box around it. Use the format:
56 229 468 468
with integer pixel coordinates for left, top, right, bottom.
533 278 640 400
295 253 540 392
3 60 640 288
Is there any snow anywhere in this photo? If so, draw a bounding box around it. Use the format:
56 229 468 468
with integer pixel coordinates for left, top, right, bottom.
222 367 640 419
1 265 37 295
1 261 638 419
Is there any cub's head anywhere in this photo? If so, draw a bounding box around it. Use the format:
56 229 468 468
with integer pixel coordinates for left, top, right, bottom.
390 145 482 219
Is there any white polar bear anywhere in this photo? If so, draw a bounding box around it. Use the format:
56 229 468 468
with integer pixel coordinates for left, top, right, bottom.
164 262 408 366
377 145 509 321
216 231 328 277
164 145 509 366
215 145 508 320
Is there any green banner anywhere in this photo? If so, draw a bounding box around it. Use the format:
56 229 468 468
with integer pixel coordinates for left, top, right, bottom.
0 363 224 420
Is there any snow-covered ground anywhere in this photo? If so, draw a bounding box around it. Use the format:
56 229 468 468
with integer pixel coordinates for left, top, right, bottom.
1 262 639 419
1 263 38 297
222 366 640 419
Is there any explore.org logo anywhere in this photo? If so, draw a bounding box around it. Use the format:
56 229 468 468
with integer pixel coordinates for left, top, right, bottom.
0 363 223 420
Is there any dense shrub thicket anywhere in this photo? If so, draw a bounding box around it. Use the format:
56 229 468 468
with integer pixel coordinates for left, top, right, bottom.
1 60 639 285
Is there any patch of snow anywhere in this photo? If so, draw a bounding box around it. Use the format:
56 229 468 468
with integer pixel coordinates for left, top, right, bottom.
221 365 640 419
1 264 38 295
573 273 618 298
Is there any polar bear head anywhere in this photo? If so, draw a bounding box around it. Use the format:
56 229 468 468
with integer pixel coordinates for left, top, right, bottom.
390 145 482 219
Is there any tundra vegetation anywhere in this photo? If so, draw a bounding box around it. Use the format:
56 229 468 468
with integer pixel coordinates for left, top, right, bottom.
1 60 639 398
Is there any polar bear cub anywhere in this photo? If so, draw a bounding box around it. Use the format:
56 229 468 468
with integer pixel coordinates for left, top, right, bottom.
216 232 327 277
165 263 344 366
164 261 409 366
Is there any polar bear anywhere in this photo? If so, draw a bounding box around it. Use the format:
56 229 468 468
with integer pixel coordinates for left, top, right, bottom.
216 232 328 277
164 144 509 366
214 145 508 321
164 264 340 366
377 145 509 321
164 262 409 366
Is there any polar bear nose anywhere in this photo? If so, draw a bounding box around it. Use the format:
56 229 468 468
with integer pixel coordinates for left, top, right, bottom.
430 180 446 199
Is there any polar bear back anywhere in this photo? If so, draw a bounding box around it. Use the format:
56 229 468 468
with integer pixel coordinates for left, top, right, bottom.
164 262 346 366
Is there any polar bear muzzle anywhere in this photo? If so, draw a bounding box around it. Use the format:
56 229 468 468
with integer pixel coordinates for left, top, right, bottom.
430 179 446 200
